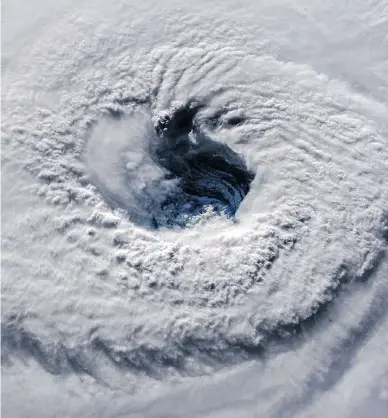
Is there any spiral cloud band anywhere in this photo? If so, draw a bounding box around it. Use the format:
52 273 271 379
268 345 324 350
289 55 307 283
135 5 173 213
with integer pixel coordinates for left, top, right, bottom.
2 1 388 417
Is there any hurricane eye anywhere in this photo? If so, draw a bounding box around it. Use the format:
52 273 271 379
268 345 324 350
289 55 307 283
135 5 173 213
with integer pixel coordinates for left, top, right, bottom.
151 105 255 228
226 115 245 126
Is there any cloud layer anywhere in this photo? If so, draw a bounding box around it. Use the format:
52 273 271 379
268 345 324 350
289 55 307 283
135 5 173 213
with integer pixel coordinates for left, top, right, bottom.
2 0 388 416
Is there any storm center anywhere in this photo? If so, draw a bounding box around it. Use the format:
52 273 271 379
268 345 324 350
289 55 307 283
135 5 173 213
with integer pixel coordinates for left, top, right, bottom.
151 104 255 228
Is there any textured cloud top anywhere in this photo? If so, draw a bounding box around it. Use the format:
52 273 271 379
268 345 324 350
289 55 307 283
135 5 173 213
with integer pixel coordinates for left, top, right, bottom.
2 1 388 417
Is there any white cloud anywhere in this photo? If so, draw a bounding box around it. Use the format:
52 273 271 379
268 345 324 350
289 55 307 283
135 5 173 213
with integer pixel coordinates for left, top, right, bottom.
2 0 388 416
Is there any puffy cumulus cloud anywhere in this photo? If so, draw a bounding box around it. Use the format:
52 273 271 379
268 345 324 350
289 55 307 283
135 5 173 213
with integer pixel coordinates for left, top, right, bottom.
2 0 388 417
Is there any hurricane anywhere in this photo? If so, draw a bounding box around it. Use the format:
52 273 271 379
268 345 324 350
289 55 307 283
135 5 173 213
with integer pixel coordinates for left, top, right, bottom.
2 1 388 417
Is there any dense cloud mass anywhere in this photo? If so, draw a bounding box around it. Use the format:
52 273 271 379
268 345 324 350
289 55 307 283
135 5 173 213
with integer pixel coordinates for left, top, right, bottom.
2 1 388 417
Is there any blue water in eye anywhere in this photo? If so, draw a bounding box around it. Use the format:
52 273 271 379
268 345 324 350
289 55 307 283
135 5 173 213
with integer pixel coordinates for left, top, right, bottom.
151 104 254 228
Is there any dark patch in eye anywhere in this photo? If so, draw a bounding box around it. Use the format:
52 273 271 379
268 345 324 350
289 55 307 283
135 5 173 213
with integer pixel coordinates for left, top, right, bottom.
151 103 255 228
226 116 245 126
202 112 245 129
156 103 203 137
